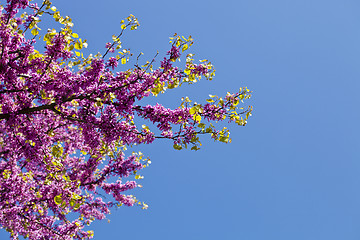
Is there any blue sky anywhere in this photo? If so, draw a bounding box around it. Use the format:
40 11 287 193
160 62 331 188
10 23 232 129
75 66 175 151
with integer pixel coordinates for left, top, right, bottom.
2 0 360 239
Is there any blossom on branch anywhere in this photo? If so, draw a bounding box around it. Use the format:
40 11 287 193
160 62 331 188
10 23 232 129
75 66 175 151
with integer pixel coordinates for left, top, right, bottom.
0 0 252 239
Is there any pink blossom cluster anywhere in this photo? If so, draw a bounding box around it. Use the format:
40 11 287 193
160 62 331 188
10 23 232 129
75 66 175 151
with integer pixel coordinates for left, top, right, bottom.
0 1 252 239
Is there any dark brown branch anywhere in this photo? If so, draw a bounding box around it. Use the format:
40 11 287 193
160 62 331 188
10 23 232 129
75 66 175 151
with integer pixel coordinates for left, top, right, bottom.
0 88 26 94
0 103 55 120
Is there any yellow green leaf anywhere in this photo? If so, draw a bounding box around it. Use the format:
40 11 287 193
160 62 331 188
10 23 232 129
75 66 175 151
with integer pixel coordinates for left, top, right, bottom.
74 203 81 210
121 58 126 64
184 69 191 75
121 24 126 30
246 112 252 119
191 146 200 151
54 195 62 205
87 231 94 238
182 44 188 51
173 144 183 150
31 28 39 36
74 42 82 50
72 194 82 200
189 107 196 115
72 33 79 38
51 144 63 158
193 114 201 123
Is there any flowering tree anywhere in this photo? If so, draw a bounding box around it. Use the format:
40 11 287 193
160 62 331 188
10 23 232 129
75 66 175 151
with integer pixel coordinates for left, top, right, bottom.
0 0 252 239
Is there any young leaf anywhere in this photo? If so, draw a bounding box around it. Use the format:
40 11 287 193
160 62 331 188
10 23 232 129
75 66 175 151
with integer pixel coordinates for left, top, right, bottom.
54 195 62 205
